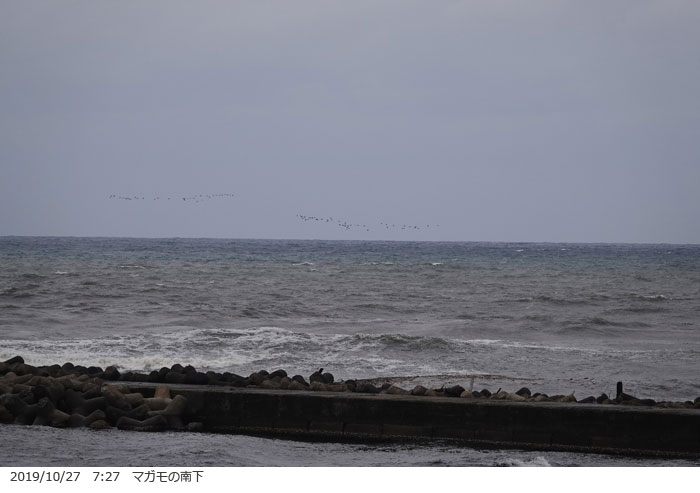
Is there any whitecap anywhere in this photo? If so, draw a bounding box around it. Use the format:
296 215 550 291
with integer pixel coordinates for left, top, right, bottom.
292 262 314 266
640 295 667 301
54 271 68 275
496 456 551 467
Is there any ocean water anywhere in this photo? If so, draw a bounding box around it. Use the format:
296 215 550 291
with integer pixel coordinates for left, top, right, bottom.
1 237 699 466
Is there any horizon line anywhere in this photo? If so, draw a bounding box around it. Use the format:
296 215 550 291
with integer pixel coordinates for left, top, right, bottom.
1 234 698 247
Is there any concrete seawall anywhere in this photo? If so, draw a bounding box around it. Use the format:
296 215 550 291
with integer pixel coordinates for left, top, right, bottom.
133 384 700 457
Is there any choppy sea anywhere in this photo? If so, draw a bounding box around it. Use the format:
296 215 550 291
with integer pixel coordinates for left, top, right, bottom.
1 237 699 466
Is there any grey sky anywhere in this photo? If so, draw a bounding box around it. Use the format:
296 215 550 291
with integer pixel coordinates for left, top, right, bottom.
1 1 699 243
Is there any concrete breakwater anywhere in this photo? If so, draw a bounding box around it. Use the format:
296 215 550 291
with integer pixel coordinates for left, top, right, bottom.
1 356 700 457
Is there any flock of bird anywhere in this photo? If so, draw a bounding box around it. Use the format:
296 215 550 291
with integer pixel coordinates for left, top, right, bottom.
106 197 437 233
108 193 234 204
296 214 439 232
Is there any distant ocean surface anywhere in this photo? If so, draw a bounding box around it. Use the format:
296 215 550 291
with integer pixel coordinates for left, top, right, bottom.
1 237 699 466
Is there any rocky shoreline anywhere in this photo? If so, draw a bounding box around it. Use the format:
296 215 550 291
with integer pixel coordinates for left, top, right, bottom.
1 356 699 433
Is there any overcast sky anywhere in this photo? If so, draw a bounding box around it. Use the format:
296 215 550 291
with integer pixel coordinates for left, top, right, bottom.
1 1 698 243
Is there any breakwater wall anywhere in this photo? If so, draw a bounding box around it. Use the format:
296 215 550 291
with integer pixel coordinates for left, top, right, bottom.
135 384 700 457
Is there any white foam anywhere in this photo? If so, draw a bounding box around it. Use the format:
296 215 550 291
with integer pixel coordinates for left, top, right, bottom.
641 295 667 301
498 456 551 467
54 271 68 275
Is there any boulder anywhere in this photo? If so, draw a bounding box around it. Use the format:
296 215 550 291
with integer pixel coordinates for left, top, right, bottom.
287 380 308 391
411 385 427 396
116 414 168 432
309 369 324 384
354 382 379 394
3 356 24 365
88 419 111 430
385 385 408 395
103 366 121 381
444 385 465 397
515 387 531 398
269 369 287 379
291 375 308 386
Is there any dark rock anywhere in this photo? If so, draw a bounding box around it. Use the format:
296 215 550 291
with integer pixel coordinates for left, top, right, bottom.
187 372 209 385
480 389 492 398
0 404 13 423
81 384 102 399
31 380 65 402
0 362 7 375
385 385 409 395
321 372 334 384
471 391 482 398
578 396 597 404
354 382 379 394
105 405 130 424
86 366 103 376
10 363 37 376
67 413 86 428
73 365 88 375
291 375 308 386
309 369 324 383
596 393 609 404
380 383 392 391
3 356 24 365
617 392 639 403
287 380 308 391
35 397 71 427
88 419 111 430
204 371 222 384
156 367 170 382
170 364 184 373
187 421 204 432
248 372 267 386
83 409 107 427
46 364 63 377
64 390 105 415
229 376 248 387
102 386 131 410
445 385 465 397
515 387 531 398
344 379 357 391
261 380 281 390
103 366 120 381
122 372 149 382
183 365 197 375
270 369 287 379
116 414 168 432
61 362 75 371
164 371 187 384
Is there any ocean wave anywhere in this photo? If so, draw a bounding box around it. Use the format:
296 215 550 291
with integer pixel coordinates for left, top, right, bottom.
637 294 668 301
513 295 590 305
495 456 551 467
